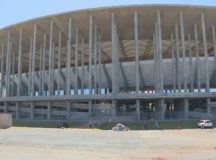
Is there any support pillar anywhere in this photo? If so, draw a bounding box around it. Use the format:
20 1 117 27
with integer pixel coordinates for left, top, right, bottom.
11 51 16 97
66 18 72 95
111 13 118 96
194 24 201 92
175 24 181 92
4 102 7 113
15 102 20 120
48 21 54 95
136 99 141 120
171 34 176 92
98 36 102 94
8 44 12 97
212 26 216 86
47 101 51 120
207 99 211 114
39 45 43 96
183 99 189 119
5 32 11 97
179 12 187 93
30 102 34 120
156 99 165 120
188 35 194 92
81 38 85 95
88 15 93 95
201 13 210 92
17 29 23 96
74 28 79 95
153 34 158 92
28 37 33 96
57 32 62 95
112 100 117 117
66 101 70 120
42 34 46 95
88 100 93 116
0 45 5 97
157 11 164 93
134 12 140 94
31 25 37 96
93 26 98 94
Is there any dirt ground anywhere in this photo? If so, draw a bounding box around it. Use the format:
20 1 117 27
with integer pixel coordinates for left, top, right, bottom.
0 127 216 160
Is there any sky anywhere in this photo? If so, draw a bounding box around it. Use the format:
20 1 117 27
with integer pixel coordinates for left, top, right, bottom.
0 0 216 28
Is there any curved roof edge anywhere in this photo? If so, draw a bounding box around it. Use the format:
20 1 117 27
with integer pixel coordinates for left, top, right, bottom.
0 4 215 31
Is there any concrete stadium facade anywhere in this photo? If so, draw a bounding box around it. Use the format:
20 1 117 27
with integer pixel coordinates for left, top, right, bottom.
0 4 216 121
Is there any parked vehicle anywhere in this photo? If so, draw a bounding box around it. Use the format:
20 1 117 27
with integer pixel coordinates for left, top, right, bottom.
197 120 213 128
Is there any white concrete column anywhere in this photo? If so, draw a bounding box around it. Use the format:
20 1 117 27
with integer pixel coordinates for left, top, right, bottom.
66 18 72 95
74 28 79 95
15 102 20 120
11 51 16 96
194 24 201 92
184 99 189 119
93 26 98 94
31 25 37 96
157 99 165 120
81 38 85 95
5 32 11 97
51 42 55 95
98 36 102 94
171 34 176 92
57 32 62 96
112 100 117 117
0 45 5 97
17 29 23 96
153 33 159 92
201 13 210 92
47 101 51 120
66 101 70 120
207 99 211 114
157 11 164 92
88 100 93 116
188 35 194 92
39 45 43 95
30 102 34 120
42 34 46 95
111 13 118 96
136 99 141 120
179 12 187 93
134 12 140 94
175 24 181 92
48 21 54 95
4 102 7 113
88 15 93 95
212 26 216 86
28 37 33 96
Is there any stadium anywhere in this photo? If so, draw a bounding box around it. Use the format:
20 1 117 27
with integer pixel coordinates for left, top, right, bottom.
0 4 216 121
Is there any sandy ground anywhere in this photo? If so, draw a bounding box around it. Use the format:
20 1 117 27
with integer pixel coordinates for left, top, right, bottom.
0 127 216 160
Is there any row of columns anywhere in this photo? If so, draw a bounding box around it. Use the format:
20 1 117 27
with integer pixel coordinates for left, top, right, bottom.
1 12 215 97
169 13 216 93
0 11 215 120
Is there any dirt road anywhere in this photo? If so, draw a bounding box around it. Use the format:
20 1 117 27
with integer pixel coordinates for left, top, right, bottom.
0 127 216 160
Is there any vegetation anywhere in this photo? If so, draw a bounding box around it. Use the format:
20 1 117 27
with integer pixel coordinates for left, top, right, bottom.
13 119 216 130
13 120 81 128
98 120 216 130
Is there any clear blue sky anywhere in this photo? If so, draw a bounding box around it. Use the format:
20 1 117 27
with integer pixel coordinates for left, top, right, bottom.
0 0 216 28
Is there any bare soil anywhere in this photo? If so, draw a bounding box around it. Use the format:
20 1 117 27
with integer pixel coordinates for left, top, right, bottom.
0 127 216 160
